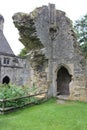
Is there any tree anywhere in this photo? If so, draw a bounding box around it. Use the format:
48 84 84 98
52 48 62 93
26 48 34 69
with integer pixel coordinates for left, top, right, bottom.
18 47 27 58
74 14 87 57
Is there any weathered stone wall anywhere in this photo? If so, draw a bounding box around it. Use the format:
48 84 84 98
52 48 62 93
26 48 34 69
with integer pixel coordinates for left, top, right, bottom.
30 4 87 99
12 3 87 101
0 54 30 86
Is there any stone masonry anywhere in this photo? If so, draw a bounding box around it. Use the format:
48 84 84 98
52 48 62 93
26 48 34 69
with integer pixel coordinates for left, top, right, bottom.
0 14 30 86
12 3 87 101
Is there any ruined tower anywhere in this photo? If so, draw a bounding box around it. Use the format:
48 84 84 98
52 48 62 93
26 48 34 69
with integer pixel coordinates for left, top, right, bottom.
0 14 4 31
13 4 87 101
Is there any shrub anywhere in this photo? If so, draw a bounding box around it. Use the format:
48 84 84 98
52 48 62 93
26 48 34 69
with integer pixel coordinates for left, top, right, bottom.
0 84 38 108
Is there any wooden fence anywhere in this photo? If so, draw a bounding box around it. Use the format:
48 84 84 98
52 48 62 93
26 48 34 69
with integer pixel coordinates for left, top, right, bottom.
0 91 48 114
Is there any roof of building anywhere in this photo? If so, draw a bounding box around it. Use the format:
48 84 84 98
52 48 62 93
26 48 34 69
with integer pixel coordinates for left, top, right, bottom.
0 30 14 55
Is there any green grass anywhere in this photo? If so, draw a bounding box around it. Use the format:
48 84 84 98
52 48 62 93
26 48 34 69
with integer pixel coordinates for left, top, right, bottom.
0 98 87 130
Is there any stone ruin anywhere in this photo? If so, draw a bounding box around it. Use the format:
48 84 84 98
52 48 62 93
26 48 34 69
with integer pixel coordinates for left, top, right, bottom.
12 3 87 101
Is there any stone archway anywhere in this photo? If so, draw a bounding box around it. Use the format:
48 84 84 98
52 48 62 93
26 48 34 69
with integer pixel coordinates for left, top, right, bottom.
57 66 72 95
2 76 10 84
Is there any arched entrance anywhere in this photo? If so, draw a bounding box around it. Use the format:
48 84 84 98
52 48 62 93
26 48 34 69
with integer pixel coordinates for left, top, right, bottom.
2 76 10 84
57 66 72 95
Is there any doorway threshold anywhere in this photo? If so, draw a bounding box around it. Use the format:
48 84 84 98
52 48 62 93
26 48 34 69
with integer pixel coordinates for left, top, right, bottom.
57 95 69 100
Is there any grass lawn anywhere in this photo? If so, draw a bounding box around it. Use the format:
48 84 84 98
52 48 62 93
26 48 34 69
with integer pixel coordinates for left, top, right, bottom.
0 98 87 130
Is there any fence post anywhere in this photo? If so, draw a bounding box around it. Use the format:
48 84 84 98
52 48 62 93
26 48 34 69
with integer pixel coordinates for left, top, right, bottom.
2 99 5 114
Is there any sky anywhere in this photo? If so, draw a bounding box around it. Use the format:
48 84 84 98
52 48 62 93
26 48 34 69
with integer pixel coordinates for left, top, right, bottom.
0 0 87 55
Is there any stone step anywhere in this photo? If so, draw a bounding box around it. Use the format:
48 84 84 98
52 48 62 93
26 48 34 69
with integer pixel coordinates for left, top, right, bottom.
56 95 69 100
57 95 69 104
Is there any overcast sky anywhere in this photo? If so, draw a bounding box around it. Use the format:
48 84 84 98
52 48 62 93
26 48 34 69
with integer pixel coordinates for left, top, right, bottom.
0 0 87 55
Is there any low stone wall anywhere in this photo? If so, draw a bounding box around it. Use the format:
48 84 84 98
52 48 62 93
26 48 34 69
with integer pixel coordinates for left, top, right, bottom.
69 83 87 101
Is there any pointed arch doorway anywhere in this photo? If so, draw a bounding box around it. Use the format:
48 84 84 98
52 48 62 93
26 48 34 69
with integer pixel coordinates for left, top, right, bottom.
57 66 72 95
2 76 10 84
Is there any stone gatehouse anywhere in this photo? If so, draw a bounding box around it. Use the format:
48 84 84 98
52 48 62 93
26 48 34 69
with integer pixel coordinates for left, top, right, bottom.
12 3 87 101
0 14 30 86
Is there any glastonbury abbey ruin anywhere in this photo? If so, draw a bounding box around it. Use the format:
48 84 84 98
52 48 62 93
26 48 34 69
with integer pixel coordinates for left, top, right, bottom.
12 3 87 101
1 3 87 101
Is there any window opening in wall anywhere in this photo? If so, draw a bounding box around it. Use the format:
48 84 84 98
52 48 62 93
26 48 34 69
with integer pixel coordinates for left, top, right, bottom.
3 58 10 64
0 58 1 65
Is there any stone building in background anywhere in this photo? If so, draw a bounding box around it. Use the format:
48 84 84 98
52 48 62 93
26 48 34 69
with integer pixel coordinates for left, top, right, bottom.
12 3 87 101
0 14 30 86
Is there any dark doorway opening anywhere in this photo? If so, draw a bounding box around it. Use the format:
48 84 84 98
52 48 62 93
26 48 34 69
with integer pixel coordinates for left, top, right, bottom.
2 76 10 84
57 66 72 95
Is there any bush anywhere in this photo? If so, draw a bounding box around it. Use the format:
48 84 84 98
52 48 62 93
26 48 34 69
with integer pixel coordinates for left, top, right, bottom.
0 84 38 108
0 84 26 99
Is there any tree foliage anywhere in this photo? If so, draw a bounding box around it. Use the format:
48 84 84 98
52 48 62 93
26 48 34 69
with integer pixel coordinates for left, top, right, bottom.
18 47 27 58
74 14 87 57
